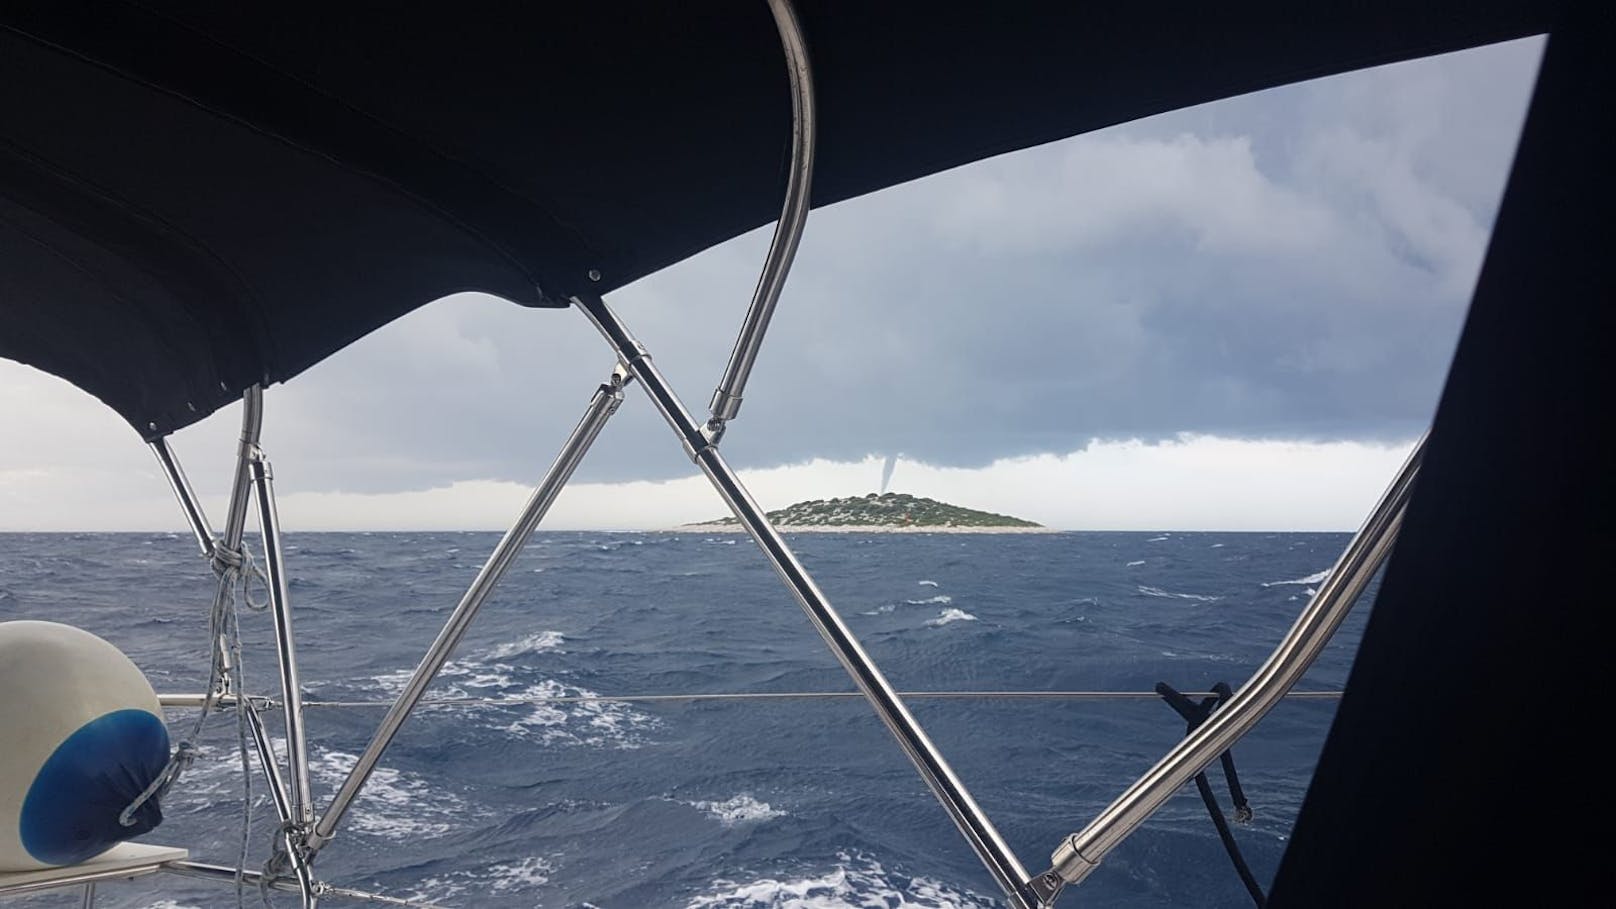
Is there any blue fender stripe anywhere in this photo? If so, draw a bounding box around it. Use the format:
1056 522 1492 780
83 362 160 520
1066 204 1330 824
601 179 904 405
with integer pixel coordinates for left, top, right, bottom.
19 709 170 866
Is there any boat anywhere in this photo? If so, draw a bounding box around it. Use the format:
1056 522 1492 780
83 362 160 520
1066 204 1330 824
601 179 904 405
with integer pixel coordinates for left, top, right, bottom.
1 1 1606 905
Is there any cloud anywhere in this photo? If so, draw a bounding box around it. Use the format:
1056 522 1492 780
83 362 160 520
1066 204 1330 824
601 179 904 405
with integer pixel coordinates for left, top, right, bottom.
0 416 1415 532
0 37 1543 527
936 133 1334 256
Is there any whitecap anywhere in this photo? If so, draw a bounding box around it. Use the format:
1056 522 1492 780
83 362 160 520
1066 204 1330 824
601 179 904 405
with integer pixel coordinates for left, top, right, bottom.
1147 535 1170 542
395 854 557 903
501 678 659 749
490 856 555 892
917 579 940 588
904 594 953 606
686 852 995 908
307 748 471 840
927 607 978 626
1262 568 1332 587
690 794 786 826
488 630 565 659
1136 585 1221 603
1126 560 1146 567
369 660 516 698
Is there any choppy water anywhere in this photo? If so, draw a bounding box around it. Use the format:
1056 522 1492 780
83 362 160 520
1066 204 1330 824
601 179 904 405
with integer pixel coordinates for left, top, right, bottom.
0 531 1371 908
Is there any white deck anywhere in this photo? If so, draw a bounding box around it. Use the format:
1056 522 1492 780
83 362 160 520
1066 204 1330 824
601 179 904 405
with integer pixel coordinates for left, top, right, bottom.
0 842 188 897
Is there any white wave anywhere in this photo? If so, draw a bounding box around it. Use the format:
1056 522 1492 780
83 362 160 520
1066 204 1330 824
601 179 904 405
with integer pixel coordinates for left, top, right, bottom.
904 594 953 606
399 875 471 904
488 630 565 659
1126 559 1146 567
687 852 995 908
1147 535 1170 542
926 608 978 626
1210 543 1225 548
917 579 940 588
690 794 786 826
861 604 897 616
368 654 655 749
490 856 555 892
1136 585 1222 603
502 678 658 749
370 660 517 699
1262 568 1332 587
307 748 472 840
400 856 557 903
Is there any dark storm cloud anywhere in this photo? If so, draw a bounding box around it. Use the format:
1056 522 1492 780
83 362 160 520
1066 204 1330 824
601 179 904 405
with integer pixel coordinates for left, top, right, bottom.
249 38 1541 494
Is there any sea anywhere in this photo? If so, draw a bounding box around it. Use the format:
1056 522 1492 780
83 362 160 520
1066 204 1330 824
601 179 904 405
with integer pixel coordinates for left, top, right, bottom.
0 530 1371 908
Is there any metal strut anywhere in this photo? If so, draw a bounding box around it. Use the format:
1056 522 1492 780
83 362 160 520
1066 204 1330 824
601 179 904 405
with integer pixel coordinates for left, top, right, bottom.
1032 436 1427 903
705 0 817 442
148 386 318 907
308 365 630 854
576 293 1044 909
246 445 320 909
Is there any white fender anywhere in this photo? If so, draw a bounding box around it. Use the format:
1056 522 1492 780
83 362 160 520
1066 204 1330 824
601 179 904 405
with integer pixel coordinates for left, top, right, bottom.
0 621 169 870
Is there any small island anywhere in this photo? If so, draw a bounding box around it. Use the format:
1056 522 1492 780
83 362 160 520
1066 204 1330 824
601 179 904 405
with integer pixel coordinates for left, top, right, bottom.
686 492 1049 533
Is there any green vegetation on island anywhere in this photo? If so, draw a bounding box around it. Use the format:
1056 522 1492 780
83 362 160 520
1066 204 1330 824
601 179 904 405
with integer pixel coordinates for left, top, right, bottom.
691 492 1042 528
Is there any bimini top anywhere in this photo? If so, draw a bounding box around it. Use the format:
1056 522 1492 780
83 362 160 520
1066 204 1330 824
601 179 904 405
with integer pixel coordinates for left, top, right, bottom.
1 0 1550 439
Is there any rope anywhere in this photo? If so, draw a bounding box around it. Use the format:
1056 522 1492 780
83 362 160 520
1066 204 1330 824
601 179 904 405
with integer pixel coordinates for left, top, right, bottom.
1156 681 1266 907
122 539 270 908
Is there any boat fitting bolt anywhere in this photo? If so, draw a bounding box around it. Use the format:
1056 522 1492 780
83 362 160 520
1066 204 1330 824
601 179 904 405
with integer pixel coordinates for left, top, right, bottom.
587 268 602 282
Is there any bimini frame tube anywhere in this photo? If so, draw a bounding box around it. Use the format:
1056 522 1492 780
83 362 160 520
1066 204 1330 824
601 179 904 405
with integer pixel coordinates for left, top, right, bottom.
576 293 1043 909
247 449 316 836
1035 436 1427 902
705 0 816 438
149 438 214 558
147 385 264 563
307 366 630 854
221 386 264 557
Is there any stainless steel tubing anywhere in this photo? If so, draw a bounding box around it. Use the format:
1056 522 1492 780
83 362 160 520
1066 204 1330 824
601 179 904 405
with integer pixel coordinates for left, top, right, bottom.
164 862 448 907
247 449 315 833
222 386 264 554
706 0 817 433
164 861 302 894
308 368 629 853
244 700 295 826
577 294 1041 909
1041 437 1426 897
80 882 95 908
149 437 215 558
157 693 246 708
244 700 320 907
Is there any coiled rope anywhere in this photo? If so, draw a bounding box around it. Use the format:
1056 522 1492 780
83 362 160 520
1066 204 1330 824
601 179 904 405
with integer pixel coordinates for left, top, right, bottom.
121 539 270 908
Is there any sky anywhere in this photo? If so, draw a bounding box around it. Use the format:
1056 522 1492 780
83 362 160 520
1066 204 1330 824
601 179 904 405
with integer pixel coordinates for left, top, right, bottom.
0 37 1543 532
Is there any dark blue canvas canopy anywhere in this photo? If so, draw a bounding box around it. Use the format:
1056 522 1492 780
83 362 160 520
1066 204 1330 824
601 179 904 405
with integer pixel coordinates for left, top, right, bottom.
3 3 1610 904
2 0 1550 438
